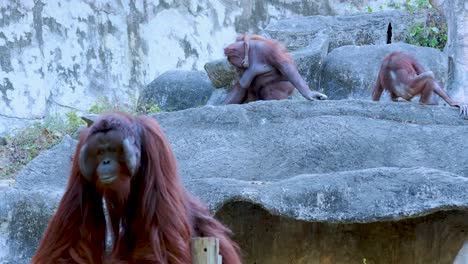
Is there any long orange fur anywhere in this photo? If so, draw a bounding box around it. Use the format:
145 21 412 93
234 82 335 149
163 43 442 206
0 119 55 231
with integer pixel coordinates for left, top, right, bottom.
31 113 241 264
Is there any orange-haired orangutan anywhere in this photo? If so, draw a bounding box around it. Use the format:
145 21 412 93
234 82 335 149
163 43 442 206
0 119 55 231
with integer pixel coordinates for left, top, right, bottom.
31 113 241 263
372 51 468 116
223 34 328 104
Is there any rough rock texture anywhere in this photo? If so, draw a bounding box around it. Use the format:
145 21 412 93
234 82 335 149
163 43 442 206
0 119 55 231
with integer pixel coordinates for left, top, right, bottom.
263 10 429 52
320 43 448 100
0 136 76 263
1 100 468 263
0 180 14 192
137 70 214 112
206 88 229 106
156 100 467 180
431 0 468 104
203 59 238 89
0 0 393 135
204 34 329 93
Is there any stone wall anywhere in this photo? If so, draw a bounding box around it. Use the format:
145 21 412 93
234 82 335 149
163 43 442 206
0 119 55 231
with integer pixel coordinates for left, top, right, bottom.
0 0 391 134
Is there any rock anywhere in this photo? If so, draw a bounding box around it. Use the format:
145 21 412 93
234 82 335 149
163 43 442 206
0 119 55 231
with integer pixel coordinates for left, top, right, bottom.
0 137 7 146
185 166 468 221
320 43 448 100
206 89 229 106
434 0 468 103
155 100 467 181
203 60 238 89
216 194 468 264
263 10 429 52
137 70 215 112
6 0 383 135
454 241 468 264
1 100 468 263
0 136 76 263
288 34 330 92
204 34 329 94
80 114 100 127
0 180 14 192
13 135 76 191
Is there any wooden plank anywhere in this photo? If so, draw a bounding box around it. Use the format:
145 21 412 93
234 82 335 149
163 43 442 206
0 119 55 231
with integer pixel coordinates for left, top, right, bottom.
191 237 221 264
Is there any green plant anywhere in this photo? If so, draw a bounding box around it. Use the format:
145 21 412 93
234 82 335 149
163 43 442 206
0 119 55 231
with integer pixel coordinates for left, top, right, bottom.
88 96 137 115
141 103 163 114
87 95 164 115
367 6 373 13
406 17 447 51
387 0 430 11
0 111 86 180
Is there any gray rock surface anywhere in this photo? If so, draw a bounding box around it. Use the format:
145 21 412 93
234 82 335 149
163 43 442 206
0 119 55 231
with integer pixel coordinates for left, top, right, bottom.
1 100 468 263
13 136 76 191
0 180 14 192
156 100 467 180
187 167 468 222
206 88 229 106
137 70 215 112
320 43 448 100
204 35 329 93
263 10 429 52
0 136 76 264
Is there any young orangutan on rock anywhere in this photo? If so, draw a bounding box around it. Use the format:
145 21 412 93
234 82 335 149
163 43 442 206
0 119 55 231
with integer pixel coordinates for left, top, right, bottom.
223 34 328 104
372 51 468 116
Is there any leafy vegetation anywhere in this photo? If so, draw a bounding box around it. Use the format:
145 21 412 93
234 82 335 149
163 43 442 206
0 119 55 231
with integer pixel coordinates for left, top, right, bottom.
0 111 85 179
88 96 162 115
366 0 447 51
406 13 447 51
0 98 162 180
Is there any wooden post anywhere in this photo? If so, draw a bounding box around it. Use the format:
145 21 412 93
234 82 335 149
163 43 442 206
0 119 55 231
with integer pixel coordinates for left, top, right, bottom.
191 237 222 264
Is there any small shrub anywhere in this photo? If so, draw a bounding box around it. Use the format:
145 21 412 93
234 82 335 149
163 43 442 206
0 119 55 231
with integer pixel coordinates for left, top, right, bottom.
0 111 86 179
138 103 163 114
88 96 134 114
406 12 447 51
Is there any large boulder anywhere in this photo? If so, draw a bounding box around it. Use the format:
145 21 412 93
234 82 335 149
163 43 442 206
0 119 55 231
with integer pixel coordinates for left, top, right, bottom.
320 43 448 100
137 70 215 112
1 100 468 263
204 34 329 93
263 10 429 52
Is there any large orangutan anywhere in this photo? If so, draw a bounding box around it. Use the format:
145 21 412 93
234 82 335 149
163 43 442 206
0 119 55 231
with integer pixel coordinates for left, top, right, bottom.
372 51 468 116
31 113 241 263
223 34 328 104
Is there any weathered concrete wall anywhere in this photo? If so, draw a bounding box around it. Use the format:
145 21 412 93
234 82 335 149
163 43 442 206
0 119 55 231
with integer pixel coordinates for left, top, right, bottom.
0 0 393 134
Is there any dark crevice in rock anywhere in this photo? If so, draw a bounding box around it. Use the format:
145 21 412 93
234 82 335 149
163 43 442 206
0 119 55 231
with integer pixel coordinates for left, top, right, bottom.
387 22 392 44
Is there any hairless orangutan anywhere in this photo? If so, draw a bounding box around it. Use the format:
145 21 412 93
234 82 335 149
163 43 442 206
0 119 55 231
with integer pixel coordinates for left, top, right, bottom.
31 113 242 264
223 34 328 104
372 51 467 116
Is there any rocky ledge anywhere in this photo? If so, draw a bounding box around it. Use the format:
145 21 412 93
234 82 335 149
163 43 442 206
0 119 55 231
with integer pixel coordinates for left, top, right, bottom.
1 99 467 263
